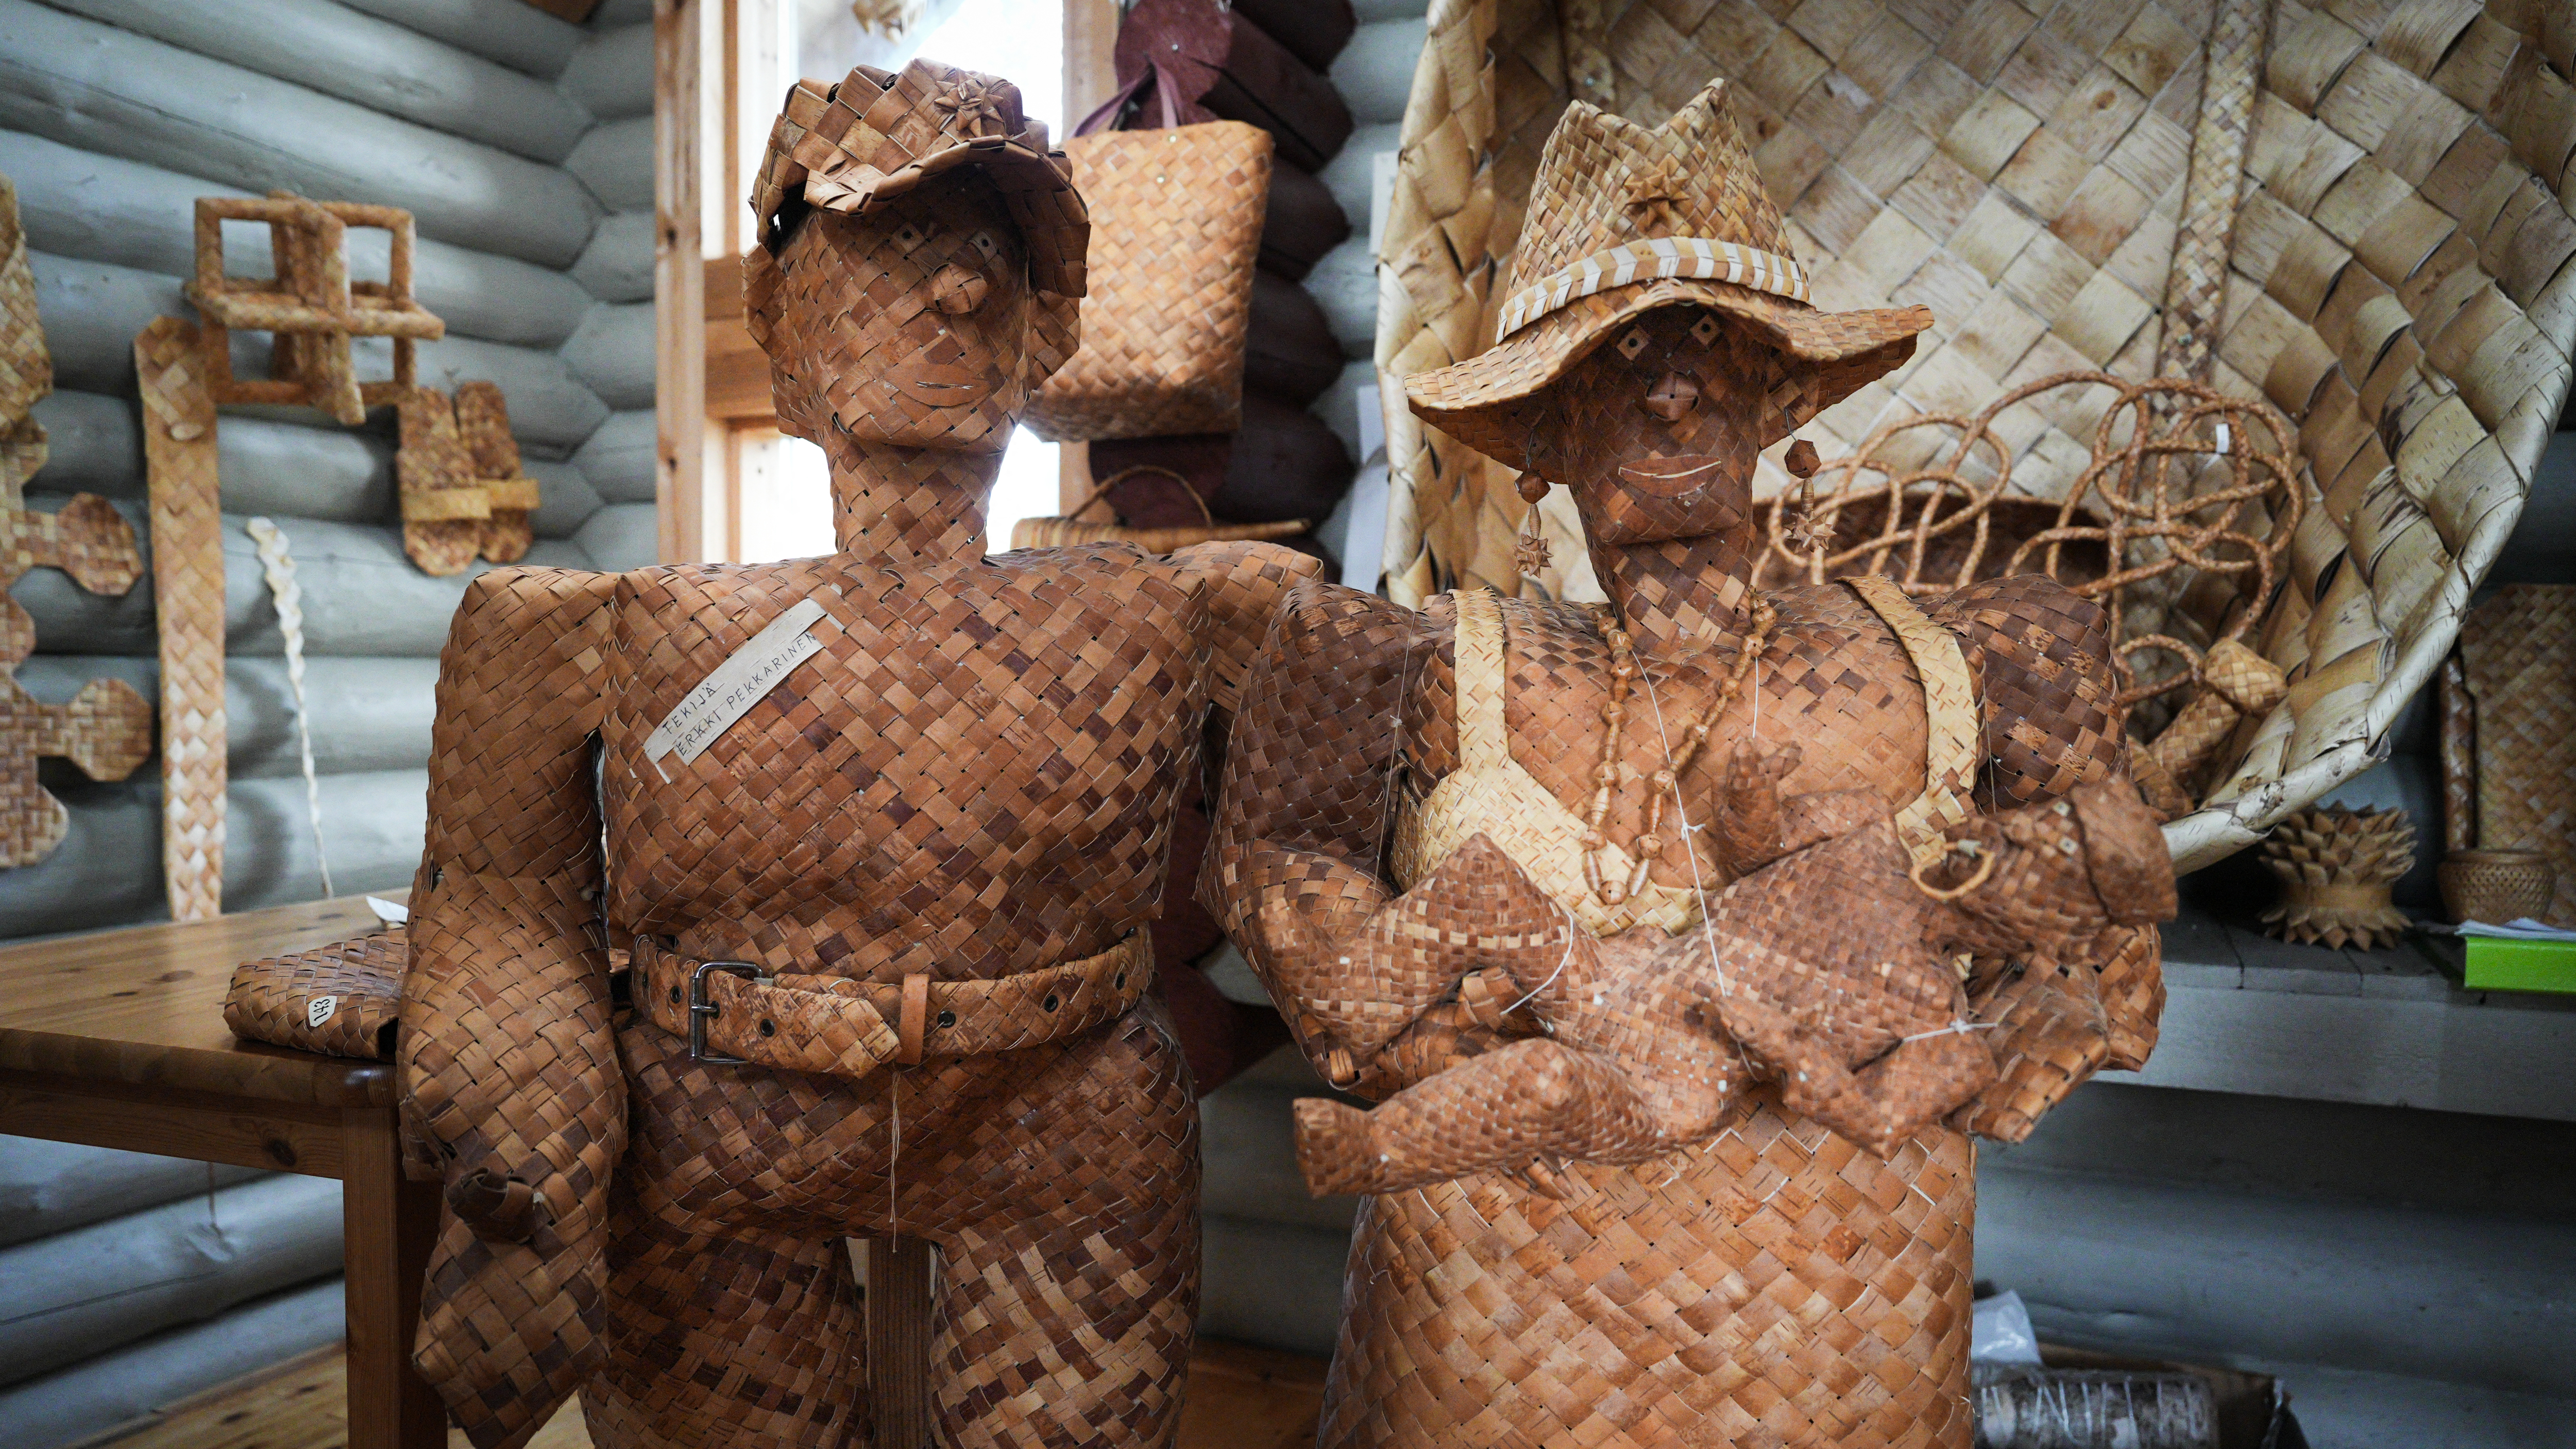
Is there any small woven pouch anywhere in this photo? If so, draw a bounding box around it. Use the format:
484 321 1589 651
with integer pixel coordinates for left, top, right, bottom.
1010 465 1305 553
1023 109 1272 442
225 929 406 1059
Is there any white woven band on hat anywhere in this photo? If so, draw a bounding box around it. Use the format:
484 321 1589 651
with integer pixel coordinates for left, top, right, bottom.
1494 237 1812 343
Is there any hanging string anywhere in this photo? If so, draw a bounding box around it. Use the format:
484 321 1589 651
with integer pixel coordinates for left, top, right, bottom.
887 1071 902 1240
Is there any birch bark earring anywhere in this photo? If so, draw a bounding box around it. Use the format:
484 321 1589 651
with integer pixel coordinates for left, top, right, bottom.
1777 438 1824 575
1514 410 1553 580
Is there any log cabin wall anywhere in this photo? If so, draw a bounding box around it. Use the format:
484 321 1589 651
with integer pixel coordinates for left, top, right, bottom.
0 2 658 1441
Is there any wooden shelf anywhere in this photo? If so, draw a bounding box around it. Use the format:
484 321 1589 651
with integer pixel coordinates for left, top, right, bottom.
2101 905 2576 1122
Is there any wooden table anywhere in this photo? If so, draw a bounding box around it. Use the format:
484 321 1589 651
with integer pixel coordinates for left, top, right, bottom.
0 895 444 1449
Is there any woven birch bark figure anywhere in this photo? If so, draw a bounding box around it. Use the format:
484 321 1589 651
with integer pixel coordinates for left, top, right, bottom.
1205 85 2167 1448
397 61 1318 1449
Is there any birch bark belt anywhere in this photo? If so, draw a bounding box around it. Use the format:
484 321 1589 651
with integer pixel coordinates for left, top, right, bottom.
634 931 1153 1076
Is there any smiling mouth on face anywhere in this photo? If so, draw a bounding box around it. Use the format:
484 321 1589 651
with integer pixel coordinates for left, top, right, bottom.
1616 454 1730 496
889 361 994 408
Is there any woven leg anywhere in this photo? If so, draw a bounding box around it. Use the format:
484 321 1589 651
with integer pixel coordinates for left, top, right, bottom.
1320 1113 1976 1449
586 1175 862 1449
933 1179 1197 1449
606 997 1199 1449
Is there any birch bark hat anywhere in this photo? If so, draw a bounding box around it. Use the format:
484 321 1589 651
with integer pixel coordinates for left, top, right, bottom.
1407 78 1931 470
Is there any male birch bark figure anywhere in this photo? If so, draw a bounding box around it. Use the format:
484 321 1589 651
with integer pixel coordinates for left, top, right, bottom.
1206 82 2171 1448
397 62 1317 1449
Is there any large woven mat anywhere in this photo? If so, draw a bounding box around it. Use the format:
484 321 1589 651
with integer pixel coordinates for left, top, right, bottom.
1376 0 2570 871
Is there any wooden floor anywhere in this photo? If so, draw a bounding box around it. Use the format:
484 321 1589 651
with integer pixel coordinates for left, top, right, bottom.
84 1339 1326 1449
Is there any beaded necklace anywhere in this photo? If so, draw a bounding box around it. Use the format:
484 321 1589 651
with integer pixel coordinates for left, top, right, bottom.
1580 595 1778 905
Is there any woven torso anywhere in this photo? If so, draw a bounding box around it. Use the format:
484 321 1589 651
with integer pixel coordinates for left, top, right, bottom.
1331 580 1987 1449
601 544 1211 983
1391 587 1704 937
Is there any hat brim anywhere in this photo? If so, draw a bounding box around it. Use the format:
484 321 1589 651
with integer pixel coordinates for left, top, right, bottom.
1405 277 1929 471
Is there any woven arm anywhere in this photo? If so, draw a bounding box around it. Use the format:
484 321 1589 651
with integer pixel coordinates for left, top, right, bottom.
397 567 621 1449
1928 576 2165 1139
1202 582 1431 1079
1165 539 1321 714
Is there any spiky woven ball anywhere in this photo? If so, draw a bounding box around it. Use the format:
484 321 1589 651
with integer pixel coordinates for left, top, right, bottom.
2258 806 2416 950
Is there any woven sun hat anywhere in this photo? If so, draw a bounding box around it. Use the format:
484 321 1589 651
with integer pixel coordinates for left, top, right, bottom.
1406 78 1930 471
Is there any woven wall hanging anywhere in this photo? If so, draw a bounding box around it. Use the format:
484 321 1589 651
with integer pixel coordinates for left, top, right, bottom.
0 172 150 870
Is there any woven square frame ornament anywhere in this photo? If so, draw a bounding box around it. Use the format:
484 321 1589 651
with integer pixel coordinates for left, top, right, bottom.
1205 78 2171 1449
213 58 1331 1449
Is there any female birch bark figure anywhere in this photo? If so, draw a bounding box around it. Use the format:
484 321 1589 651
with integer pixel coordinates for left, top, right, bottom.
1205 81 2170 1449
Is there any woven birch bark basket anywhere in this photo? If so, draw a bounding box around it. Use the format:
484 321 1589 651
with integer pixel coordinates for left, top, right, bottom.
1375 0 2573 872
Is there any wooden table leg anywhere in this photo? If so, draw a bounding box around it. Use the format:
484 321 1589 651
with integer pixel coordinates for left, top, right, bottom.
343 1106 447 1449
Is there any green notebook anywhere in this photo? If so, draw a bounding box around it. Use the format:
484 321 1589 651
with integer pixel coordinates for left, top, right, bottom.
2462 936 2576 993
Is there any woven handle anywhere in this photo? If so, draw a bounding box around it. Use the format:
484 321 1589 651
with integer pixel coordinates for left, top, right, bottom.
1066 465 1215 529
1074 60 1185 136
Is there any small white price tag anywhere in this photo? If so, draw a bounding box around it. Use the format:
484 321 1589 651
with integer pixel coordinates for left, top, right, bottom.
307 996 338 1030
643 598 836 770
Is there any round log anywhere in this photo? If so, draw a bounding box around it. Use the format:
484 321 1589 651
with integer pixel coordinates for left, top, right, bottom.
1329 16 1429 126
564 114 654 213
558 300 656 411
574 409 657 502
0 768 429 940
1303 235 1379 358
0 2 599 267
335 0 582 78
571 210 656 304
1259 161 1351 282
36 0 592 163
558 21 654 121
1214 393 1353 524
13 654 442 779
574 499 658 570
1246 271 1343 407
0 132 596 348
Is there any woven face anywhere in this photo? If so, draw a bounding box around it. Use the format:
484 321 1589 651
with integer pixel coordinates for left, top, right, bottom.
763 174 1032 453
1534 306 1783 546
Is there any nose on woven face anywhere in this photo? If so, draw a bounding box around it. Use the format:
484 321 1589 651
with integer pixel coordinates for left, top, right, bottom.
1641 371 1698 422
931 263 991 315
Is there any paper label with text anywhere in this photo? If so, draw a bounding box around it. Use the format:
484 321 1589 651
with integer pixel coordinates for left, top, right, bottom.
644 597 833 767
307 996 338 1030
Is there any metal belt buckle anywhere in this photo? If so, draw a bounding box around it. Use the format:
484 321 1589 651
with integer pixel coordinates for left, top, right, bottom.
687 961 764 1066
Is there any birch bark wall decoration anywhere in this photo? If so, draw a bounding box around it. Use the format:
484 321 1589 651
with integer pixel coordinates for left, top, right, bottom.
140 194 556 916
1372 0 2574 876
227 61 1325 1449
0 172 149 871
1208 85 2175 1449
